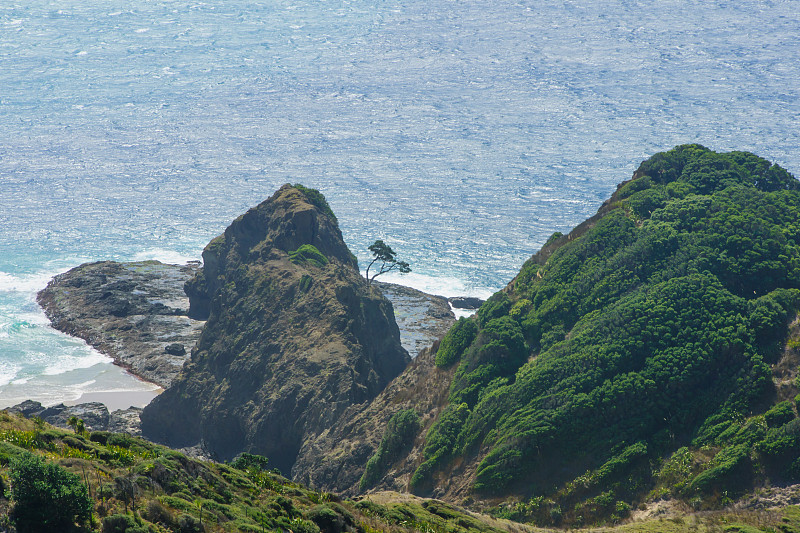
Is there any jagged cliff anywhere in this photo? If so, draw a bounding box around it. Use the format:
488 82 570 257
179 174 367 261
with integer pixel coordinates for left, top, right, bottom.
140 184 410 473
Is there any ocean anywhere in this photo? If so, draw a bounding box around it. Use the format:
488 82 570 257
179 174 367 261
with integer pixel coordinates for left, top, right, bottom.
1 0 798 408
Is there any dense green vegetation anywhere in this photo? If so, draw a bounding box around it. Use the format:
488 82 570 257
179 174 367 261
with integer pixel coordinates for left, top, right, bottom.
7 406 800 533
420 145 800 525
360 409 420 490
9 451 93 532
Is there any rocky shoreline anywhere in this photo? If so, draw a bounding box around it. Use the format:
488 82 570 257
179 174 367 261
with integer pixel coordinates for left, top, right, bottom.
36 260 205 388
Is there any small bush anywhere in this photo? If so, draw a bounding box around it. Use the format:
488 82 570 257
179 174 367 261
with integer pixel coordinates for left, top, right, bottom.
0 441 26 465
686 445 751 495
299 274 313 293
101 514 149 533
360 409 420 489
9 452 93 532
291 518 321 533
230 452 270 472
177 514 204 533
435 317 478 367
107 433 135 449
90 431 111 445
289 245 329 268
306 505 345 533
765 401 796 428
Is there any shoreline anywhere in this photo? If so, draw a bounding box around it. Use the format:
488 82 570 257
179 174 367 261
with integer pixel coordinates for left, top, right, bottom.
0 359 162 412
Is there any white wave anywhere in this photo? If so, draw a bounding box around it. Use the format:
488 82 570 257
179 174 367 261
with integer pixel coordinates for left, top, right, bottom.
15 311 51 327
0 256 95 296
41 350 110 376
369 270 495 300
131 249 200 265
0 271 55 294
452 307 478 320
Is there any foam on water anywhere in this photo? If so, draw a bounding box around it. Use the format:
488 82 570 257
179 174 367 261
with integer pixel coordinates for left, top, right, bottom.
131 249 201 265
0 271 55 294
0 260 163 406
370 270 496 301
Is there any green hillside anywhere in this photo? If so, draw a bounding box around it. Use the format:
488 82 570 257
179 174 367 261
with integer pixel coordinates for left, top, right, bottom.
413 145 800 526
0 410 534 533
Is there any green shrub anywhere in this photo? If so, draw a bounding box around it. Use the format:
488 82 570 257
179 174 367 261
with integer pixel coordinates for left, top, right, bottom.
101 514 149 533
306 505 345 533
230 452 270 472
107 433 135 448
293 184 337 223
90 431 111 445
290 518 321 533
360 409 420 489
289 245 329 268
177 514 204 533
765 401 796 428
299 274 313 293
0 441 26 465
436 317 479 367
477 292 511 327
686 445 751 495
9 452 93 532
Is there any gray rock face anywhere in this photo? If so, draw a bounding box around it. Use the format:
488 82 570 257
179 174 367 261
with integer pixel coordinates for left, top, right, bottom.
37 260 205 388
448 296 485 309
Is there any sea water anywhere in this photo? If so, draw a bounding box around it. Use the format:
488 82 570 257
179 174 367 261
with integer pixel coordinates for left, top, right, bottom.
1 0 798 407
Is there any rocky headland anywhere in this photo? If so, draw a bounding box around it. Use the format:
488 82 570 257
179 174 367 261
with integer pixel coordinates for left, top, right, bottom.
138 184 430 474
31 220 456 450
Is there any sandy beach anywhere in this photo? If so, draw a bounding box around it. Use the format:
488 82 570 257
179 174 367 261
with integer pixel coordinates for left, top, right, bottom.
0 359 162 412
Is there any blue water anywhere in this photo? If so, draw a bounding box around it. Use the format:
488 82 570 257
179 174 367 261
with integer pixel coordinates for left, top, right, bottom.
1 0 799 406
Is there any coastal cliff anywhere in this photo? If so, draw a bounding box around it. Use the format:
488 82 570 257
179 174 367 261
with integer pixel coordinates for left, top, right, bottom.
140 184 411 474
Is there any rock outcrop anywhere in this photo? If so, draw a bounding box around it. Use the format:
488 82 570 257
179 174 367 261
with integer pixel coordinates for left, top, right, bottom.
140 185 411 474
37 261 204 387
5 400 143 435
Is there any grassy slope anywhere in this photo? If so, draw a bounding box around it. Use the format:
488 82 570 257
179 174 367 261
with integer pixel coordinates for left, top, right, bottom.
0 410 526 533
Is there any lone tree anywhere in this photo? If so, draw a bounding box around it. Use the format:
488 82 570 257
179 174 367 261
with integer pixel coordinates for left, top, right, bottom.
366 240 411 286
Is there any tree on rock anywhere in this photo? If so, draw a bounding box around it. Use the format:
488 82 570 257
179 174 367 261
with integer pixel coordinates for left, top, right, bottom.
366 240 411 286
